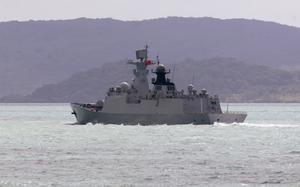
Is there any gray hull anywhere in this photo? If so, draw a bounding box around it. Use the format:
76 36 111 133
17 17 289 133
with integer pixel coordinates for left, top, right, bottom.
71 103 247 125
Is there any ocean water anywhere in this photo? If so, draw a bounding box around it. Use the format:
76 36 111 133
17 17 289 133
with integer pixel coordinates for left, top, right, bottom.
0 103 300 186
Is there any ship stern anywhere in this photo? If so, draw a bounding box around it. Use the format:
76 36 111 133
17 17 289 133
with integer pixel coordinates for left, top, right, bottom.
208 112 247 124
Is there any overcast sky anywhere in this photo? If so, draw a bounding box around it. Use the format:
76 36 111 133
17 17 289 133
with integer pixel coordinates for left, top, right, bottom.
1 0 300 27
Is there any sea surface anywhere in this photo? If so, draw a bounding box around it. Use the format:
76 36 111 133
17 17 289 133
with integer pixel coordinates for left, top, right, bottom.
0 103 300 186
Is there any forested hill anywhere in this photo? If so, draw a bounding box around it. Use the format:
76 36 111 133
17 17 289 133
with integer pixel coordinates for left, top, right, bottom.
2 58 300 103
1 17 300 98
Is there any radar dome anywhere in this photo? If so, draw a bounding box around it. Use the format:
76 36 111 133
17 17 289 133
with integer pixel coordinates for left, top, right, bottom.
156 64 166 73
120 82 130 92
96 100 104 106
187 84 194 92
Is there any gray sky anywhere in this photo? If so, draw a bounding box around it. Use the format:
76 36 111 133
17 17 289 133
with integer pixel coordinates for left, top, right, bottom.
1 0 300 27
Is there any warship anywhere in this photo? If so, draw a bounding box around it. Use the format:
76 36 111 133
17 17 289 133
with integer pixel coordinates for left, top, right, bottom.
71 46 247 125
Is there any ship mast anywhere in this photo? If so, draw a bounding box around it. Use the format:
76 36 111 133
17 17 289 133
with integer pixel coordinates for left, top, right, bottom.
127 45 153 98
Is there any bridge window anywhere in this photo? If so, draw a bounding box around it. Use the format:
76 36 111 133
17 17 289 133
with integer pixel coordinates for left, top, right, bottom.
167 86 174 90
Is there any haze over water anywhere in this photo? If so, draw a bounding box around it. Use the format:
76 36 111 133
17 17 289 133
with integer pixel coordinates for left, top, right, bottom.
0 103 300 186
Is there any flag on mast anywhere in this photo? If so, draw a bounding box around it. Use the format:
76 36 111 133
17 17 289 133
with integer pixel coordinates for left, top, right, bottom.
144 59 152 65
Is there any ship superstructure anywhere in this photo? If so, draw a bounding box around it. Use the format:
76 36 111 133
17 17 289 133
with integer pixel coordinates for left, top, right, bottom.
71 46 247 125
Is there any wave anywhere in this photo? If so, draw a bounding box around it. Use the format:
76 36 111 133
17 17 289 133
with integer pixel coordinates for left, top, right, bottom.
214 122 300 128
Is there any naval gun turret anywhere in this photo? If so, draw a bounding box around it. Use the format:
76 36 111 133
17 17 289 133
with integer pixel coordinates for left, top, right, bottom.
71 46 247 125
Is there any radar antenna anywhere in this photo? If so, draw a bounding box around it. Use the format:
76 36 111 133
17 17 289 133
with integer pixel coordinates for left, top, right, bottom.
192 73 195 85
171 64 176 82
135 45 148 61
